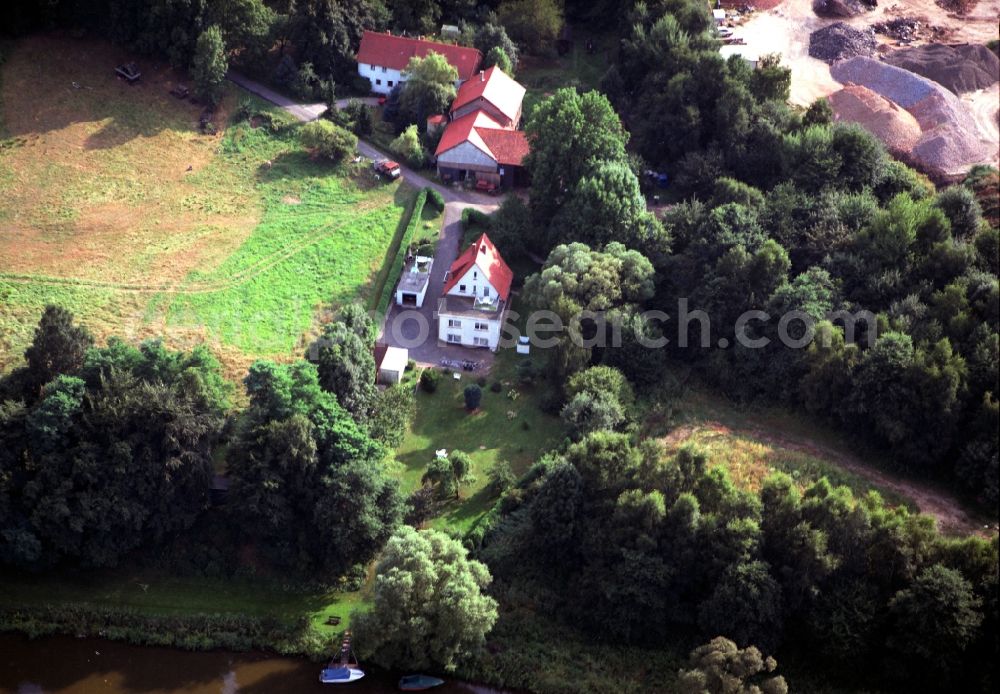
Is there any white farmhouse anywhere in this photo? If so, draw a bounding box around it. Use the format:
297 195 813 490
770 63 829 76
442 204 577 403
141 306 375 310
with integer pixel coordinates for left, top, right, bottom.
356 30 482 96
437 233 513 351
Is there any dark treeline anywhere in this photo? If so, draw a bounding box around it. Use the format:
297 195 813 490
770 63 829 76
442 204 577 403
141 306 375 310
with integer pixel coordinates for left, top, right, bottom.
5 0 529 102
492 0 999 510
471 0 998 690
480 433 998 692
0 305 411 580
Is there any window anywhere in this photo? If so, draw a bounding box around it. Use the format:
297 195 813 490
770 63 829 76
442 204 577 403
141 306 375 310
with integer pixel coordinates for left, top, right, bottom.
473 271 477 278
475 322 488 332
474 337 489 347
448 334 462 344
448 318 461 328
482 286 490 297
381 66 387 73
376 79 382 86
370 64 375 70
459 284 467 293
388 80 394 87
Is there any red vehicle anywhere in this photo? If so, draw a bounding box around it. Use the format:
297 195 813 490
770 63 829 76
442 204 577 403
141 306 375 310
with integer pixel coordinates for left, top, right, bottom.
373 159 402 179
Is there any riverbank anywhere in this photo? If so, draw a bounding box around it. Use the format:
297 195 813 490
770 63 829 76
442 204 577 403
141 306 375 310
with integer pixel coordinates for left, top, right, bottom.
0 569 369 659
0 633 515 694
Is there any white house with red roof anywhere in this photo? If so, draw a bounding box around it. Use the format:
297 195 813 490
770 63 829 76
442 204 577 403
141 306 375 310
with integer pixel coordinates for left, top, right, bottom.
437 232 513 350
356 30 482 95
435 66 529 189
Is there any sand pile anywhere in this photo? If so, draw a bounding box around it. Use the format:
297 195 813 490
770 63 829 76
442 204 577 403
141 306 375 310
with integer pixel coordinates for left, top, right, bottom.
884 44 1000 94
830 57 993 179
829 84 923 156
809 23 879 64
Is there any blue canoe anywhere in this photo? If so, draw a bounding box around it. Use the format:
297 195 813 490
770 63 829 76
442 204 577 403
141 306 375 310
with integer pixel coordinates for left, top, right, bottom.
399 674 445 691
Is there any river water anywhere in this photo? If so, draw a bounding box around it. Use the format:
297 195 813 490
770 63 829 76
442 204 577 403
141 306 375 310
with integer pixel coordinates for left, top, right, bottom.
0 634 513 694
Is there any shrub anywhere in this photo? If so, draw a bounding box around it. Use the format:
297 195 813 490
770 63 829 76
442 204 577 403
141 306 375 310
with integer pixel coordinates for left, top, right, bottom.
487 460 516 496
300 120 357 162
477 376 488 387
191 26 227 107
342 99 373 137
406 359 416 371
391 124 426 168
404 485 437 525
490 381 503 393
461 207 492 230
426 188 445 213
420 369 441 393
464 384 483 411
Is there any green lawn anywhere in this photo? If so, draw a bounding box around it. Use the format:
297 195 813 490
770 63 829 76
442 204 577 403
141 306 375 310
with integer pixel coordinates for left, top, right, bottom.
0 569 369 637
395 340 565 535
518 28 612 117
0 36 408 375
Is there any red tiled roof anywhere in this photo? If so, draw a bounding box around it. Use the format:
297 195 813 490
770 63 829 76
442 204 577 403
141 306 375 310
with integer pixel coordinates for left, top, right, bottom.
450 66 526 123
357 31 482 81
477 128 529 166
435 110 504 158
443 233 514 301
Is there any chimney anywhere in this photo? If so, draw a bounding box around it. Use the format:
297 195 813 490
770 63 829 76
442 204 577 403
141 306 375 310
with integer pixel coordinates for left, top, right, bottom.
480 70 484 81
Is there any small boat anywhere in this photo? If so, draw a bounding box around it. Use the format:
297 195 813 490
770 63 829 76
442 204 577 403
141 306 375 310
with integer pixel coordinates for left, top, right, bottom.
320 631 365 684
399 674 445 691
320 665 365 684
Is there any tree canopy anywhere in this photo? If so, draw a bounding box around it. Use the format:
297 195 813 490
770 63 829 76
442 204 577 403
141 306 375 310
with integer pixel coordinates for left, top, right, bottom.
354 527 499 670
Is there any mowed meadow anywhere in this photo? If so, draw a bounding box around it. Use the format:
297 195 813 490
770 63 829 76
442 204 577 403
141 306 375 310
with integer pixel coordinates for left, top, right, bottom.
0 35 407 376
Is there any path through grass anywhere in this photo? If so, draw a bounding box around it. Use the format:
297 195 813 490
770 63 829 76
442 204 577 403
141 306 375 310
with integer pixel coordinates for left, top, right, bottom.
0 36 406 375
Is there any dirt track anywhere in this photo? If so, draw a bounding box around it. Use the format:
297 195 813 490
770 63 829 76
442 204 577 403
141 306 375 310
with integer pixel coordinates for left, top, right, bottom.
665 417 996 537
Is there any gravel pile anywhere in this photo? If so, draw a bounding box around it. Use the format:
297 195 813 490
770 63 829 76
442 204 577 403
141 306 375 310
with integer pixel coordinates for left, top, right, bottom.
829 84 923 157
884 43 1000 94
831 56 938 107
809 23 878 64
830 57 993 179
813 0 876 17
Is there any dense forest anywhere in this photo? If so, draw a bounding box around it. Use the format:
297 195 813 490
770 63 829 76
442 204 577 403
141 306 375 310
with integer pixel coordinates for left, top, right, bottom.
3 0 998 692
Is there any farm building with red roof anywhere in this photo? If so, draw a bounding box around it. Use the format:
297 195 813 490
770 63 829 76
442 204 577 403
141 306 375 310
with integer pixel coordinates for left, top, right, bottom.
437 233 513 351
356 30 481 95
435 66 529 190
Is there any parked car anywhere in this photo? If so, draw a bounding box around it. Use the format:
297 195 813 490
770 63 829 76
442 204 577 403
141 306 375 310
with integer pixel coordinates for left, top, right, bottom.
373 159 402 179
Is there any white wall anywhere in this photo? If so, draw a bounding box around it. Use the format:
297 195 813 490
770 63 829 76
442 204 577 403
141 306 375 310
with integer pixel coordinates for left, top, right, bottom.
358 63 405 95
395 280 429 308
446 266 497 302
437 313 501 350
358 63 466 95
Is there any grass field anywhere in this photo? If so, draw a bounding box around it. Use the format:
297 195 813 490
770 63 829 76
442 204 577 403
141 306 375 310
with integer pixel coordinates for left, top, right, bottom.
0 569 368 639
396 336 565 535
663 389 918 509
517 28 612 117
0 35 406 376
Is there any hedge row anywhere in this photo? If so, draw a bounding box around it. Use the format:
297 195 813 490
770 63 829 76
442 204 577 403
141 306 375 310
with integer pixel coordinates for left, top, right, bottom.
426 187 445 213
372 187 429 317
0 604 328 658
